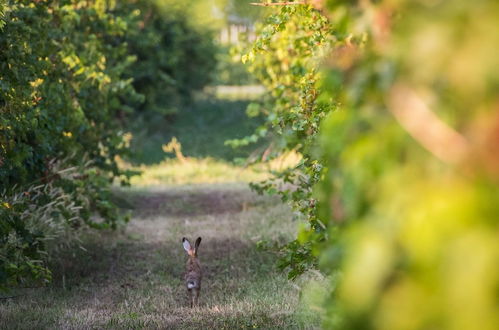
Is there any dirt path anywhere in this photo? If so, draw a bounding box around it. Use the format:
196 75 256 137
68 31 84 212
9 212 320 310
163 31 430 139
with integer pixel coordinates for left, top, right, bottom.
0 184 319 329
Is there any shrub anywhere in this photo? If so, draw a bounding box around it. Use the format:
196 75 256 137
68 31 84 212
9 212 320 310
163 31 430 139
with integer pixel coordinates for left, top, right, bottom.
0 0 219 289
245 0 499 328
119 0 217 117
238 4 335 279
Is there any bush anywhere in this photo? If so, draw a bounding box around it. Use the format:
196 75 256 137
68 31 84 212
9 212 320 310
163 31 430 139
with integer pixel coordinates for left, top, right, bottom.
118 0 217 118
245 0 499 328
0 0 217 289
113 0 218 165
316 1 499 328
0 1 135 186
239 5 335 279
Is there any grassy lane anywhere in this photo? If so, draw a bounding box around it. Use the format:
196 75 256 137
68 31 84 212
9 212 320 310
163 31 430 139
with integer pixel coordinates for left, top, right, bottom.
1 184 321 329
129 95 265 165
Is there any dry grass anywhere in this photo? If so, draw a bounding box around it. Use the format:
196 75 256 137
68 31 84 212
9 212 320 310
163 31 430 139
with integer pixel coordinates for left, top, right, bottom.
0 183 321 329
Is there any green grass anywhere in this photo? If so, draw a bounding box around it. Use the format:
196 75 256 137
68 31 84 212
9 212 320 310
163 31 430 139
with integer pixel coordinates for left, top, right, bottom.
129 94 265 165
0 184 322 329
128 158 271 186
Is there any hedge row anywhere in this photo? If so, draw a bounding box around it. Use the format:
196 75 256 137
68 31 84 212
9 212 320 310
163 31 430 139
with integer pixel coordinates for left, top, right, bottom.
0 0 216 289
245 0 499 328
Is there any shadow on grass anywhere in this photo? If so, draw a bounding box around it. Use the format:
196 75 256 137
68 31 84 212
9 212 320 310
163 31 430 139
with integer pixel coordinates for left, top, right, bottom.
112 185 276 218
49 235 269 290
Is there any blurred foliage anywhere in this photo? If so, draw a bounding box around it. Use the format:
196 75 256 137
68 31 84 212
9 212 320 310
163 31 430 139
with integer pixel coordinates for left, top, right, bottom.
120 0 265 165
226 0 266 24
316 1 499 329
245 0 499 329
157 0 265 29
0 0 5 29
117 0 218 118
213 46 258 86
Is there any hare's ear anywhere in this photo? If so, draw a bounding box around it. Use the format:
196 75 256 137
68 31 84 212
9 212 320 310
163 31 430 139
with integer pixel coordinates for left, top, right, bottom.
182 237 192 252
194 237 202 254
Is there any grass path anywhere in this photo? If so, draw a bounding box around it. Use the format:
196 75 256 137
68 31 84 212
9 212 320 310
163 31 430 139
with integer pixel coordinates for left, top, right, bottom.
1 184 320 329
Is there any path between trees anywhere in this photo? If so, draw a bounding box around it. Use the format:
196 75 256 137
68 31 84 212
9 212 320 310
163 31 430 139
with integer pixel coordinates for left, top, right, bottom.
0 183 320 329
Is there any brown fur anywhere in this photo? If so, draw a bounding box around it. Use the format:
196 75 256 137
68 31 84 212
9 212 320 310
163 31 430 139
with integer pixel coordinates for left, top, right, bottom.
182 237 202 308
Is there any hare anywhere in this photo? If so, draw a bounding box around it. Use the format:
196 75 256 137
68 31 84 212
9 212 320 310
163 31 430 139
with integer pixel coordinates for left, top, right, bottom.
182 237 202 308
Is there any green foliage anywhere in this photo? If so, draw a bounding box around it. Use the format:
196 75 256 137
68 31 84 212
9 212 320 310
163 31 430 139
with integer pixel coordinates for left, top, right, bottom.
213 46 258 86
0 0 136 288
0 0 220 289
240 4 337 278
112 0 220 165
117 0 217 118
0 0 133 185
315 1 499 329
0 1 5 29
246 0 499 328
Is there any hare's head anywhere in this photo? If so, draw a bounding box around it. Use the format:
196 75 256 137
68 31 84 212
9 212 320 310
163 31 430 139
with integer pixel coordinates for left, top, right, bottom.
182 237 201 257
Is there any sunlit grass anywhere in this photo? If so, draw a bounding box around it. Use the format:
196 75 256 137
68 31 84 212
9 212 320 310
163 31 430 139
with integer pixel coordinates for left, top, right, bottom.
126 151 302 186
128 158 269 186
